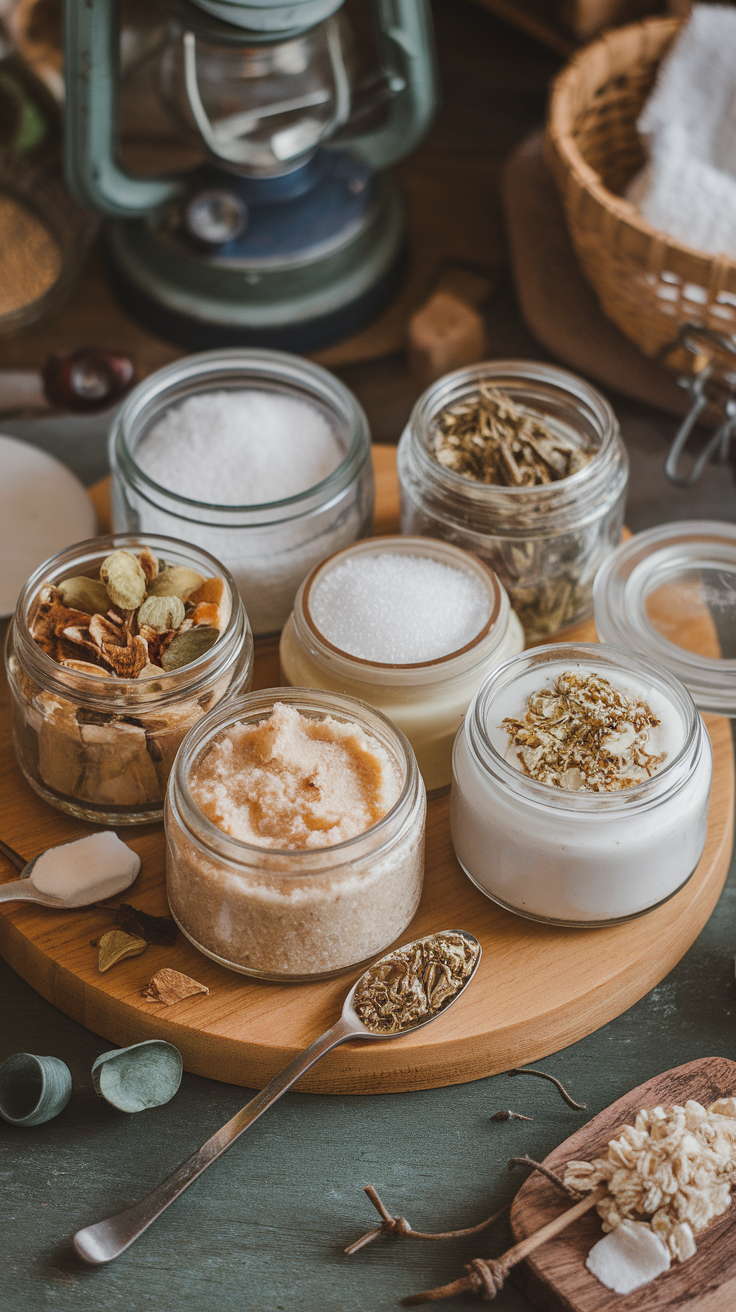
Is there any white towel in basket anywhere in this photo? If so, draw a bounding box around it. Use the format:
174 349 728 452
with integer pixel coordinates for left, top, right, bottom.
626 4 736 259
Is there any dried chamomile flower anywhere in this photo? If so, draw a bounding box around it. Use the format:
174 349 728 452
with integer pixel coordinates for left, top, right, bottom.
100 550 147 610
137 595 186 634
161 624 219 671
147 565 205 602
57 575 111 614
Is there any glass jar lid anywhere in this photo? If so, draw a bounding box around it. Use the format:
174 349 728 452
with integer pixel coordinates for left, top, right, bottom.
593 521 736 716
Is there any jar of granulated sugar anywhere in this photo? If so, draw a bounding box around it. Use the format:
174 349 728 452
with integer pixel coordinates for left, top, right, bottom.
280 536 524 791
110 350 374 636
397 362 628 641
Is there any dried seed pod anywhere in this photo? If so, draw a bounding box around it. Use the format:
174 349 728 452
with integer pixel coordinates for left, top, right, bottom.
137 595 186 634
160 624 219 671
147 565 205 602
97 929 147 972
57 575 111 614
100 551 147 610
137 547 159 584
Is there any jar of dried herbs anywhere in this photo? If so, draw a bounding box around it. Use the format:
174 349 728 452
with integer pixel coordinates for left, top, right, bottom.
396 361 628 640
5 534 253 825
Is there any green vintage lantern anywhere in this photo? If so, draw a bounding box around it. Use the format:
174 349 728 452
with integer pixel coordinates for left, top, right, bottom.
63 0 437 350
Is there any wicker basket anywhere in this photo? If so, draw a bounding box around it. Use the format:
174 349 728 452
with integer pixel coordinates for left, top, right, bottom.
546 16 736 375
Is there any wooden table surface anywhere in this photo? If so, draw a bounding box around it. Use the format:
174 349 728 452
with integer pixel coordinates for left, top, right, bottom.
1 4 735 1312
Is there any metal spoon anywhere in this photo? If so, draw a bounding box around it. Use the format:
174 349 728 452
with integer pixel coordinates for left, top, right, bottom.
0 838 65 906
73 929 481 1265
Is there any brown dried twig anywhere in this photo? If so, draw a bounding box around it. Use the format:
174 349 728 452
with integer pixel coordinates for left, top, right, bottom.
507 1156 582 1199
508 1067 587 1110
344 1186 508 1256
400 1186 605 1305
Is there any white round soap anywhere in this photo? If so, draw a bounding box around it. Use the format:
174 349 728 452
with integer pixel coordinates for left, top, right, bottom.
0 433 97 616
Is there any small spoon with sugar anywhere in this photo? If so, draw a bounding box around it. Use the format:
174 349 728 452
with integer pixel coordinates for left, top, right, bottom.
73 930 481 1264
0 832 141 907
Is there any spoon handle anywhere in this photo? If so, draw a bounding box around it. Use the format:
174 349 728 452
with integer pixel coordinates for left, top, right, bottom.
0 881 39 902
73 1012 359 1265
0 838 26 873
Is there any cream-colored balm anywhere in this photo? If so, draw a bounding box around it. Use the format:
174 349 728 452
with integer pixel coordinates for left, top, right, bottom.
280 539 524 792
29 832 140 905
451 648 713 925
166 694 426 980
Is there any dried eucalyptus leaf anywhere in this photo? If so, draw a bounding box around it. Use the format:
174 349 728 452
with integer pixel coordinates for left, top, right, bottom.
147 565 205 602
137 595 185 634
100 551 147 610
58 576 111 614
97 928 147 972
91 1040 182 1112
161 625 219 671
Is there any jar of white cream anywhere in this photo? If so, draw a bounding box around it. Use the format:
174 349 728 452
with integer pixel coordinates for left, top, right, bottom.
279 536 524 791
451 643 713 925
166 689 426 980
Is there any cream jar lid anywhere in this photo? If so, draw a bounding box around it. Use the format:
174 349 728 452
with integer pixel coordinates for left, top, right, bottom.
593 521 736 717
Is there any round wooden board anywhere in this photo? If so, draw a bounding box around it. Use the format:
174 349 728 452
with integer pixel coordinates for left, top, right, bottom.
0 448 733 1094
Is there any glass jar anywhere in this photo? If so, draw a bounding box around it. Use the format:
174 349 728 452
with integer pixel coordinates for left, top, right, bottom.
397 361 628 641
109 348 374 637
166 688 426 980
451 643 712 925
279 535 524 791
594 520 736 717
6 534 253 825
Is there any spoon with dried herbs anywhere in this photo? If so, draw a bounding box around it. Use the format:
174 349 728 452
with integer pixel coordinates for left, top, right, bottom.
72 930 481 1265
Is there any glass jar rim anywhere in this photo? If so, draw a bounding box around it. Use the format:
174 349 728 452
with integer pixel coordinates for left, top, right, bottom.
406 359 619 502
171 686 421 867
594 520 736 717
464 641 700 814
110 347 371 516
295 535 507 675
14 531 249 706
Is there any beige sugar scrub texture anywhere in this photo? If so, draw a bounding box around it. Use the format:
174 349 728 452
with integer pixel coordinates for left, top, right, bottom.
191 702 401 849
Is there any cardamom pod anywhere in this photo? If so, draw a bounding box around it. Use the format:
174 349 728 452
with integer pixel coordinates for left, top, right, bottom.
137 594 186 633
161 624 219 671
58 575 111 614
98 929 147 972
147 565 205 602
100 551 147 610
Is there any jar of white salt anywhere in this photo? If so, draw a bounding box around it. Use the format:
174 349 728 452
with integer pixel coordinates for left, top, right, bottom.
451 643 713 925
279 536 524 790
109 349 374 636
165 689 426 980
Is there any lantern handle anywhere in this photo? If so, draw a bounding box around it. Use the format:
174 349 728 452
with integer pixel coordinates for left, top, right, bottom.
334 0 438 171
64 0 185 217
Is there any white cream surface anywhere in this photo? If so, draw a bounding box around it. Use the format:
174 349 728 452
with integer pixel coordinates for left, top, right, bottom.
490 660 685 787
450 658 713 923
29 832 141 905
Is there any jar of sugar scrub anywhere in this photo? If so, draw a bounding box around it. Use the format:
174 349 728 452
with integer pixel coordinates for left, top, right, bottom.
110 349 374 637
166 689 426 980
451 643 712 926
594 521 736 718
397 361 628 641
279 536 524 791
6 534 253 825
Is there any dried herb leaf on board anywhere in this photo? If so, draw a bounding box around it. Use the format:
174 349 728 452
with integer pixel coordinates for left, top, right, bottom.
112 903 177 945
142 968 209 1005
98 929 147 972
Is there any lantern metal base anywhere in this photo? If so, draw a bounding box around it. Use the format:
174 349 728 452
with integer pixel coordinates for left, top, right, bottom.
106 172 406 353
